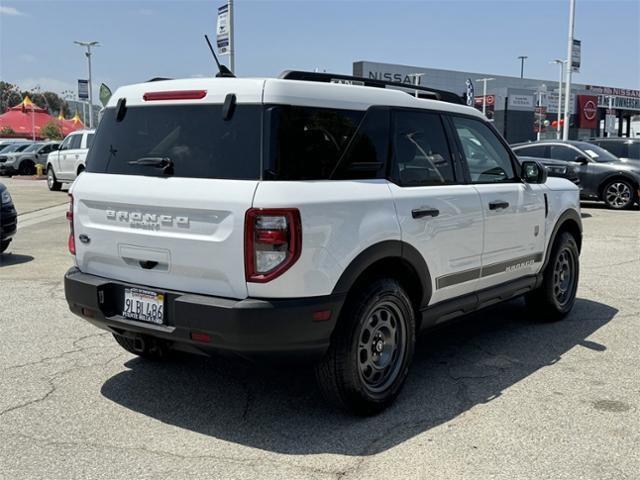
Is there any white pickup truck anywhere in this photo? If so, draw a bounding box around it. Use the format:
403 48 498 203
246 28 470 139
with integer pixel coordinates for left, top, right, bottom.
46 129 95 190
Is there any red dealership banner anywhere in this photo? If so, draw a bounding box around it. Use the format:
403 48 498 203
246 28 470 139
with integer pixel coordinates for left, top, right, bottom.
577 95 598 129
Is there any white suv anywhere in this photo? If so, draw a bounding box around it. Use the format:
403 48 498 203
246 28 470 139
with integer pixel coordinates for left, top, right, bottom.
64 72 582 414
46 129 95 190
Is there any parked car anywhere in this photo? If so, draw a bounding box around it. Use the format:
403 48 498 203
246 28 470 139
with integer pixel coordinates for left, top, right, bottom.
0 182 17 253
64 72 582 414
0 141 60 176
586 138 640 162
516 155 580 185
0 138 32 150
46 129 95 190
512 140 640 209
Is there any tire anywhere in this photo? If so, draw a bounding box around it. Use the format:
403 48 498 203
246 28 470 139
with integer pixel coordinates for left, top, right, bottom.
602 179 636 209
47 166 62 191
112 333 170 360
315 278 416 415
0 240 10 253
77 165 85 176
526 232 579 321
18 160 35 176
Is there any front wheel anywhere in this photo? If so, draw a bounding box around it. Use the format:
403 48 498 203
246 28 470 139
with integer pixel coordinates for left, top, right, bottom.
526 232 579 320
47 166 62 191
315 278 415 415
603 179 636 209
18 161 35 176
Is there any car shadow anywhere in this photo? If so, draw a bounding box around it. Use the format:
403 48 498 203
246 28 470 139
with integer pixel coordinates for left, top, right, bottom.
0 253 34 267
101 297 616 456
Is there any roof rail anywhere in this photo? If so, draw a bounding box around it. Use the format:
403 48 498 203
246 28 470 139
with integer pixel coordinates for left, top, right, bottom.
147 77 173 82
279 70 465 105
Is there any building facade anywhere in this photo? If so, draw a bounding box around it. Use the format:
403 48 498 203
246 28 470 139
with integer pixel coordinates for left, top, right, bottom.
353 61 639 144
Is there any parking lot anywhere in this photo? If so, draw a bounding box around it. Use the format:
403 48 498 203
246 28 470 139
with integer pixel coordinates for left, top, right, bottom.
0 177 638 479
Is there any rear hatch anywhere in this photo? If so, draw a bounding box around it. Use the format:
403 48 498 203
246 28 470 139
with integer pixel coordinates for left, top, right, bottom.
72 93 263 299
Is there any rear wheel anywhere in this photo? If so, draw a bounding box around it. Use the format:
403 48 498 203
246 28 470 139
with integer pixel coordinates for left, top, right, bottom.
113 333 170 360
602 179 636 209
315 278 415 415
526 232 579 321
18 160 35 176
47 166 62 191
0 240 10 253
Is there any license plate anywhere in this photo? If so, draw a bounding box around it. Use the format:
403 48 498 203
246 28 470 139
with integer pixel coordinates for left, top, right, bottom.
123 288 165 324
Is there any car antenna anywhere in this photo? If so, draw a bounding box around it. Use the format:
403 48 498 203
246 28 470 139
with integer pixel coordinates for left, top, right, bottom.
204 34 235 78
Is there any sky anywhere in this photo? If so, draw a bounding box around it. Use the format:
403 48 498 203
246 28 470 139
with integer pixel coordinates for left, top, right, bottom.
1 0 639 100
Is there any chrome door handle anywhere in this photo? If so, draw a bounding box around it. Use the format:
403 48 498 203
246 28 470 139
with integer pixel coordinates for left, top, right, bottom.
412 207 440 219
489 200 509 210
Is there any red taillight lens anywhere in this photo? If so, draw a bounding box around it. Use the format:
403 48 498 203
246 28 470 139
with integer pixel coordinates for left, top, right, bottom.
245 208 302 283
143 90 207 101
67 194 75 255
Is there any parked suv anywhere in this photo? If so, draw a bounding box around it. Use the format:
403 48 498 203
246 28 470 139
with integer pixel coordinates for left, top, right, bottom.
512 140 640 209
0 182 17 253
0 141 60 176
46 129 95 190
64 73 582 414
587 138 640 162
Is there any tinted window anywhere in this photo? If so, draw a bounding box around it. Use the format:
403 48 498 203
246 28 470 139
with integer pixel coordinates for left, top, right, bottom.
514 144 548 158
87 105 261 180
39 144 55 154
265 106 363 180
575 142 618 162
549 145 578 161
390 110 455 186
59 136 72 151
597 142 625 157
452 116 515 183
86 133 95 149
69 134 82 150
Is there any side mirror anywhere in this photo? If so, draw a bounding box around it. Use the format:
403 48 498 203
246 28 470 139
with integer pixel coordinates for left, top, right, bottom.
521 160 547 184
574 155 589 164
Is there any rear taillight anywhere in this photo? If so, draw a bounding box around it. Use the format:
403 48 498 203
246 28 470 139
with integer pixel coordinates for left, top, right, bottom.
245 208 301 283
66 194 75 255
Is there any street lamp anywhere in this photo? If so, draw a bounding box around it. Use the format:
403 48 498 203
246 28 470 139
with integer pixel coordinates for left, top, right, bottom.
73 40 99 128
562 0 576 140
536 84 548 141
475 77 494 116
517 55 528 79
550 59 566 139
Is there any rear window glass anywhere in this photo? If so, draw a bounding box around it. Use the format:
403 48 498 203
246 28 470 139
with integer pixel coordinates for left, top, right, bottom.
264 106 364 180
86 105 261 180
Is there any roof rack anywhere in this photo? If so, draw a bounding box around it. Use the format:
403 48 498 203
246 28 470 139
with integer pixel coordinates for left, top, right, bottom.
279 70 465 105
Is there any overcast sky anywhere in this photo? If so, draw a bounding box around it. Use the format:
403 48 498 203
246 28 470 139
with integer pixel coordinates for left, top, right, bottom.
1 0 638 98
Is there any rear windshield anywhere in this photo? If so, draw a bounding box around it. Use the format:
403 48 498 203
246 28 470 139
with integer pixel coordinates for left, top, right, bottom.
86 105 262 179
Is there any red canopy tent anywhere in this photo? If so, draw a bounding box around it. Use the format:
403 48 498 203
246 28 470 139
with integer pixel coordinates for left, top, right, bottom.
57 111 85 136
0 96 85 140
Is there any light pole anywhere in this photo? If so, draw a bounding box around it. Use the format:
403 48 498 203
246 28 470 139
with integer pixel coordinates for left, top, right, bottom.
410 73 425 97
551 59 565 139
517 55 528 79
562 0 576 140
475 77 495 116
228 0 235 73
536 84 548 141
73 40 99 128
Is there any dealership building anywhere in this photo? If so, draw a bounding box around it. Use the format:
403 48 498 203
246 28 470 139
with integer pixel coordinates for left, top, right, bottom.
353 61 640 144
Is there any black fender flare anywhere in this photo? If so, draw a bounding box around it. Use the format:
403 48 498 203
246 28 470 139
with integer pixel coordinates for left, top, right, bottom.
542 208 582 271
331 240 432 308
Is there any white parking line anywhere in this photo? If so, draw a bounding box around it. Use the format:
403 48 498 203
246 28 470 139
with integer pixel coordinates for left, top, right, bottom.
17 204 68 230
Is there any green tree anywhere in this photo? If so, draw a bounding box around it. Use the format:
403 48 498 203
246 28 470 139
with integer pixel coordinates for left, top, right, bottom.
0 82 22 113
40 120 63 140
0 126 16 136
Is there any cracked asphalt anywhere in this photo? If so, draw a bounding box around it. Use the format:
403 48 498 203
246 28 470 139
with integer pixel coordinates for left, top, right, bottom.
0 178 639 479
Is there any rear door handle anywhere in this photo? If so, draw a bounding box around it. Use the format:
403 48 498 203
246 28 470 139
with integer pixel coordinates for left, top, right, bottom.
489 200 510 210
412 207 440 219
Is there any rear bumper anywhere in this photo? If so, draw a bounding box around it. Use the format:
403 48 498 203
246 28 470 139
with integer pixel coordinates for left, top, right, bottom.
1 204 17 241
64 267 344 361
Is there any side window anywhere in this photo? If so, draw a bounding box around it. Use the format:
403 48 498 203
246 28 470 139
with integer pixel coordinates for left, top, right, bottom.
549 145 579 161
452 116 515 183
59 136 72 151
390 110 455 187
85 133 95 150
39 145 52 154
69 134 82 150
333 108 389 180
514 145 548 158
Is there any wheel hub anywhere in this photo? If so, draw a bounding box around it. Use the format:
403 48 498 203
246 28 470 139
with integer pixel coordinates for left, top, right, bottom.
605 182 631 208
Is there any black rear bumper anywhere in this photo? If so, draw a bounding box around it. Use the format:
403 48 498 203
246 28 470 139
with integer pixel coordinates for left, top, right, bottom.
1 203 17 242
64 268 343 361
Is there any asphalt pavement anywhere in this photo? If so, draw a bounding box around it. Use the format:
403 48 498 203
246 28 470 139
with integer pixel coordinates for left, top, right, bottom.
0 178 638 479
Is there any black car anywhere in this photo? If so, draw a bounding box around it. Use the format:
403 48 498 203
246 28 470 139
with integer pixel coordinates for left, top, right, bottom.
517 155 580 185
511 140 640 209
0 182 17 253
586 138 640 162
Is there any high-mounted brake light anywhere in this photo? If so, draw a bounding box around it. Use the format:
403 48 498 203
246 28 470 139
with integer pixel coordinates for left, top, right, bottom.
245 208 302 283
142 90 207 101
66 194 75 255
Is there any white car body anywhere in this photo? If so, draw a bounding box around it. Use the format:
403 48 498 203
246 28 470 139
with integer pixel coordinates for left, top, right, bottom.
46 129 95 183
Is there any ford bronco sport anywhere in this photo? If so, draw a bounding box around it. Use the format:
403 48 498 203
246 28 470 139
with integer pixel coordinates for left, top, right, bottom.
64 71 582 414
